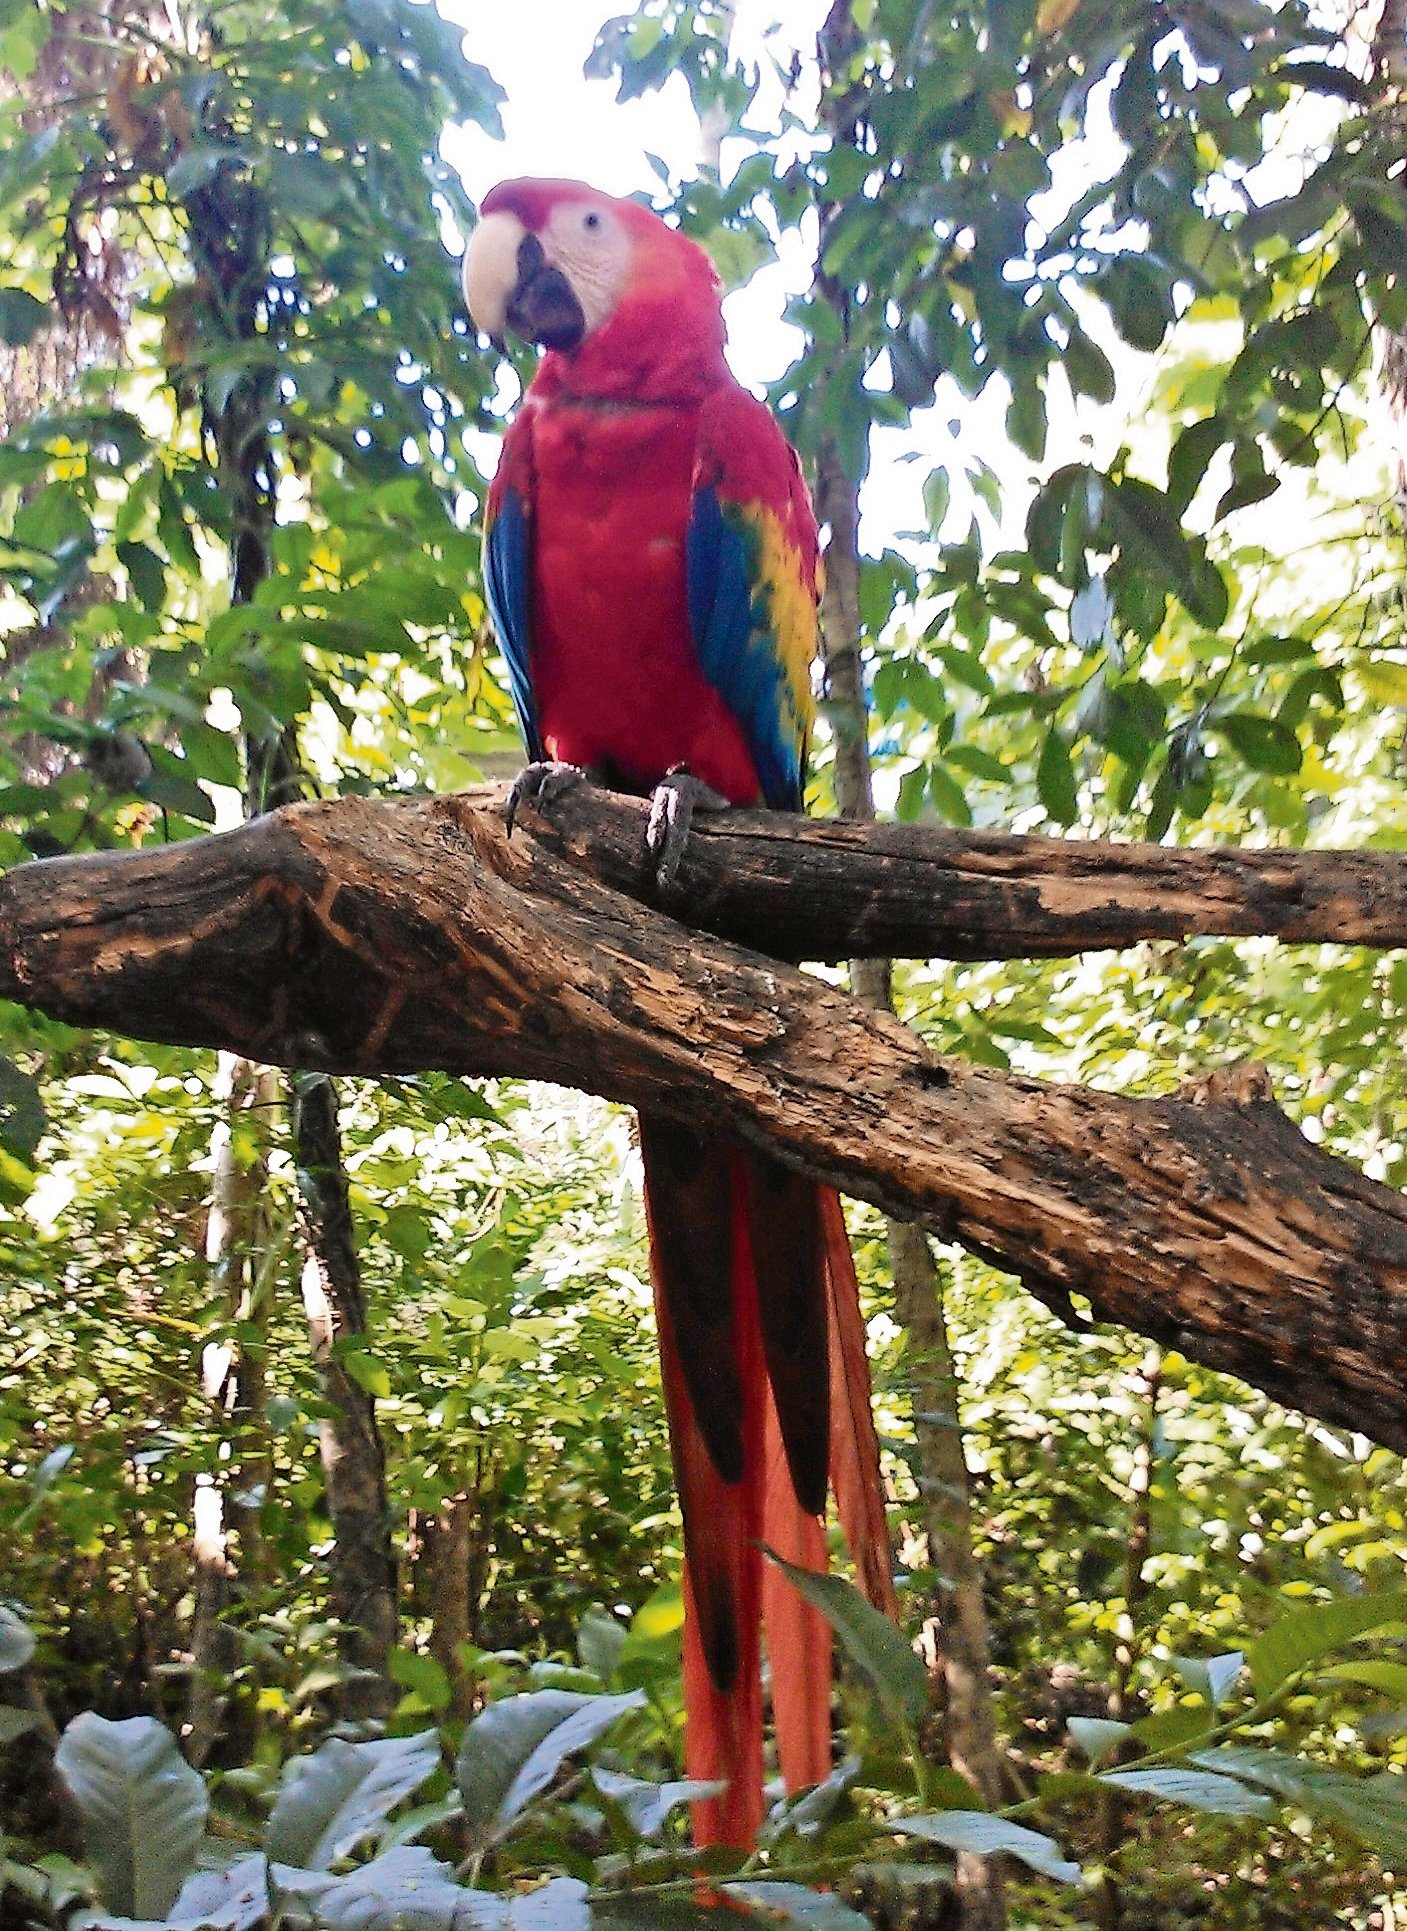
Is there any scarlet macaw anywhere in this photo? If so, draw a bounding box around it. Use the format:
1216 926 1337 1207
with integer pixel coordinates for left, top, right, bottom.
462 178 895 1848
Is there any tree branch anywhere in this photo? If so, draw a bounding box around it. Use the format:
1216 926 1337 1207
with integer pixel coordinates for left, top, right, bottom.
511 782 1407 960
3 788 1406 1450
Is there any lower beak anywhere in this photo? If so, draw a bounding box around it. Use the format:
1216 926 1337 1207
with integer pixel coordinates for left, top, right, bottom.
505 234 585 354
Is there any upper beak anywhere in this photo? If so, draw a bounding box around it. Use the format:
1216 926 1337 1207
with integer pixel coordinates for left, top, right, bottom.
462 212 585 355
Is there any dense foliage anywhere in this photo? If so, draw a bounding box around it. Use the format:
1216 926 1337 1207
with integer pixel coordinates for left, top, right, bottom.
4 0 1407 1924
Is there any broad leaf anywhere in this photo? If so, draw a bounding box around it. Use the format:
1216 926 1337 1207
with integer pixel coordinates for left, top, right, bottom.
509 1878 591 1930
0 1604 36 1671
456 1689 645 1848
1066 1717 1130 1768
55 1713 206 1918
728 1880 872 1927
272 1849 508 1931
577 1609 626 1682
264 1730 441 1871
1246 1594 1407 1697
766 1755 863 1842
1099 1767 1272 1817
762 1550 928 1729
893 1811 1081 1882
591 1768 723 1841
1190 1747 1407 1862
163 1855 271 1931
1172 1651 1245 1707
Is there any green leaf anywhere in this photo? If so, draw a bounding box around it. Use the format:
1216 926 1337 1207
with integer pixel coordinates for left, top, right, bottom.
1006 381 1047 462
1190 1747 1407 1862
264 1730 441 1871
894 1812 1081 1883
577 1608 626 1682
167 145 242 198
1099 1766 1273 1817
0 1605 35 1672
727 1881 873 1927
1037 728 1078 825
1217 711 1302 776
0 285 45 346
923 467 951 532
895 762 928 822
0 1057 45 1163
1246 1593 1407 1697
272 1848 510 1931
1166 417 1229 515
164 1854 270 1931
455 1689 645 1848
1172 1650 1245 1706
116 541 166 613
761 1550 927 1729
1066 1716 1130 1768
54 1714 207 1918
137 764 217 825
389 1649 451 1712
1323 1660 1407 1699
1100 256 1173 352
926 761 972 826
945 745 1010 784
590 1768 723 1842
1357 659 1407 706
1064 328 1117 405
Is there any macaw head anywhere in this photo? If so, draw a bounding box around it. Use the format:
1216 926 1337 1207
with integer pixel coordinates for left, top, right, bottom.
461 178 725 385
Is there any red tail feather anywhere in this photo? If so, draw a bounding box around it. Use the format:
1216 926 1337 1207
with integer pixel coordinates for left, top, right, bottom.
821 1189 900 1621
762 1404 832 1793
643 1119 893 1847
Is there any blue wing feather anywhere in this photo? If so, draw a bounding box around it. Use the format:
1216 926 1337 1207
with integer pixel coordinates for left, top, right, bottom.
485 486 542 760
686 486 804 812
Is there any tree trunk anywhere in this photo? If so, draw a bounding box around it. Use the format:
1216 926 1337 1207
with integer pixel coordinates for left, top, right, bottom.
291 1071 396 1718
189 136 398 1710
187 1055 278 1765
816 431 1007 1931
423 1478 483 1723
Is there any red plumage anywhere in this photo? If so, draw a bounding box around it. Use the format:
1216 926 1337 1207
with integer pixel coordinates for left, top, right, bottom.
467 178 895 1847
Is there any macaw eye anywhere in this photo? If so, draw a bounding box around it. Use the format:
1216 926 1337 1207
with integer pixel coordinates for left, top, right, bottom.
583 211 601 231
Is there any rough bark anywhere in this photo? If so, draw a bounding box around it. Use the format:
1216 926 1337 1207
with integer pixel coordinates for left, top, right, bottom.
187 1055 278 1766
3 791 1406 1460
489 783 1407 961
423 1480 482 1723
291 1070 396 1718
193 126 398 1709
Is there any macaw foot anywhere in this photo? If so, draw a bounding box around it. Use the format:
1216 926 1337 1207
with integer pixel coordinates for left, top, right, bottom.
504 759 586 836
645 767 730 890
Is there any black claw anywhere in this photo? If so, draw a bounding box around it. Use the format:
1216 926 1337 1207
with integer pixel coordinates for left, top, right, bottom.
644 768 730 888
504 760 585 836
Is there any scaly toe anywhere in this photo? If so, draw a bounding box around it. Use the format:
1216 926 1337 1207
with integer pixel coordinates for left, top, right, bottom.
504 760 585 836
645 769 730 889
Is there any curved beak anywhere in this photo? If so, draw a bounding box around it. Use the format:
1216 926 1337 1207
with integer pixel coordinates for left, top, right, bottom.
462 211 585 355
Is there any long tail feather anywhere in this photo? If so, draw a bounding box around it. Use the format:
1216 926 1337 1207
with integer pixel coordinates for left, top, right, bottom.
762 1399 832 1793
642 1117 767 1847
820 1188 898 1619
743 1154 829 1514
643 1115 894 1848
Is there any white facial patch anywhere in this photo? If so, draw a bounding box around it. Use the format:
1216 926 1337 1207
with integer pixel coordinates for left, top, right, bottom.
540 200 633 339
462 210 526 338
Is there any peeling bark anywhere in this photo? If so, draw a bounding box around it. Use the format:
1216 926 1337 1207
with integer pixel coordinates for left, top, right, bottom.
2 790 1406 1457
480 783 1407 961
